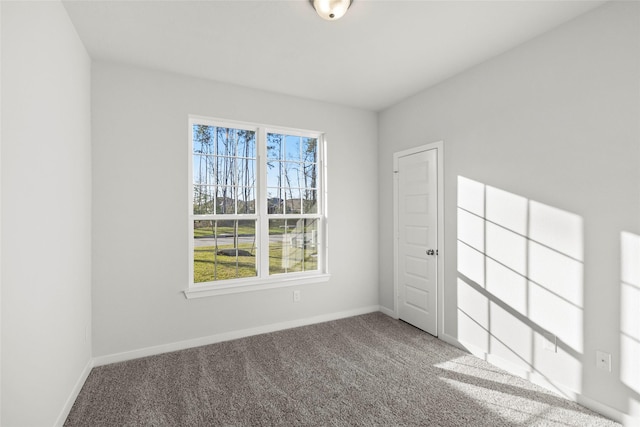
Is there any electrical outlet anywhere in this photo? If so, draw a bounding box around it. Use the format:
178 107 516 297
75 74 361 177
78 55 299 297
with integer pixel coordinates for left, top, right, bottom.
293 290 301 303
543 333 557 353
596 350 611 372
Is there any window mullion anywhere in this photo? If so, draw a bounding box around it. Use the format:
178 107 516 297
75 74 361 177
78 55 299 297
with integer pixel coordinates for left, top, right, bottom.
258 127 270 278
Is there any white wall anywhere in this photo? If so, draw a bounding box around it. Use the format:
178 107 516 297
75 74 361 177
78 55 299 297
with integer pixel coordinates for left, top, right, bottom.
91 62 379 358
0 1 3 419
1 1 93 426
378 1 639 422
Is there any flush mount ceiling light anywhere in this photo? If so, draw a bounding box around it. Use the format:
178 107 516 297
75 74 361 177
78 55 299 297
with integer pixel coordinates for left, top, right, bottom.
310 0 353 21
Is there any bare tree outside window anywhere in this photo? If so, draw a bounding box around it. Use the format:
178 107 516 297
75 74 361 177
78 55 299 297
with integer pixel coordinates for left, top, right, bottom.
192 125 257 282
190 119 324 287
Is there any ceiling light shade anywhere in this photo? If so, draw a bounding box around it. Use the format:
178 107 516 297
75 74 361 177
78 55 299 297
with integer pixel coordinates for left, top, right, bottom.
311 0 352 21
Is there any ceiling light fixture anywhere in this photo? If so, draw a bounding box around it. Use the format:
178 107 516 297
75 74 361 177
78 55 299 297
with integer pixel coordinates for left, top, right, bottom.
310 0 352 21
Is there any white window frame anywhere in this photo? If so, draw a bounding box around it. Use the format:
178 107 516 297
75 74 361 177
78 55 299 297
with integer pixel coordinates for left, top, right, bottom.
185 116 329 299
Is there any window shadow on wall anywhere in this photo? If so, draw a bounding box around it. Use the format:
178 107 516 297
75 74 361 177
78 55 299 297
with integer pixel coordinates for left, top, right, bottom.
456 176 584 397
621 231 640 421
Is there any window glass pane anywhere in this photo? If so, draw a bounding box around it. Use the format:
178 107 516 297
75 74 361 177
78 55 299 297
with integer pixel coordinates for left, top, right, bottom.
303 190 318 214
193 185 215 214
285 135 301 161
267 133 283 160
303 138 317 163
266 160 281 189
303 162 317 189
193 134 203 155
193 155 216 186
216 187 236 214
237 131 256 159
269 219 318 275
193 125 215 155
217 127 240 157
216 155 236 186
237 159 256 188
302 219 319 272
193 220 257 283
282 161 302 188
237 187 256 214
194 220 216 283
284 189 301 214
267 189 283 214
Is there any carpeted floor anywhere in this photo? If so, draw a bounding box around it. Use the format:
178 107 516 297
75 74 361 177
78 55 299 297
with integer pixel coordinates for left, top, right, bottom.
65 312 620 426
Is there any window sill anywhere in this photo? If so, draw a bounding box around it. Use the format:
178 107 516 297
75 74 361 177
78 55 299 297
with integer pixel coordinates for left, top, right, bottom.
183 273 331 299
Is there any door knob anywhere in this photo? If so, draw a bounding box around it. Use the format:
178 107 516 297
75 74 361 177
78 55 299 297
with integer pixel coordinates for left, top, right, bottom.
426 249 438 256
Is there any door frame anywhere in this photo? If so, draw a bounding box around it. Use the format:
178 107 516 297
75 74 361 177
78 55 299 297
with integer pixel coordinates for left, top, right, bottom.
393 141 444 336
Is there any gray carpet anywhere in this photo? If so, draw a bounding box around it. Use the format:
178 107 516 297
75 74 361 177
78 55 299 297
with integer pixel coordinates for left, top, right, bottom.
65 313 619 426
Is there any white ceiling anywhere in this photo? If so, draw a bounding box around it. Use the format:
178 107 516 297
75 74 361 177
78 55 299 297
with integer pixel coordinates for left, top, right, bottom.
63 0 607 111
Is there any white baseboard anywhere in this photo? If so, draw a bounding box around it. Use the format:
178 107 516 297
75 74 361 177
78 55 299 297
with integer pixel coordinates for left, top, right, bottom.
446 335 627 424
55 307 381 425
54 357 94 427
576 393 627 425
65 311 637 427
93 305 381 367
378 305 396 318
439 332 466 351
622 414 640 427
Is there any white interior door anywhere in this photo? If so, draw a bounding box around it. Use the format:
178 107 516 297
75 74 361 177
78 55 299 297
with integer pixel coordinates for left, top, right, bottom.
396 149 438 336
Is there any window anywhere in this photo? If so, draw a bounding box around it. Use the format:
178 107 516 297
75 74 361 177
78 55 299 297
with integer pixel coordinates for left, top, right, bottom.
187 117 328 297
